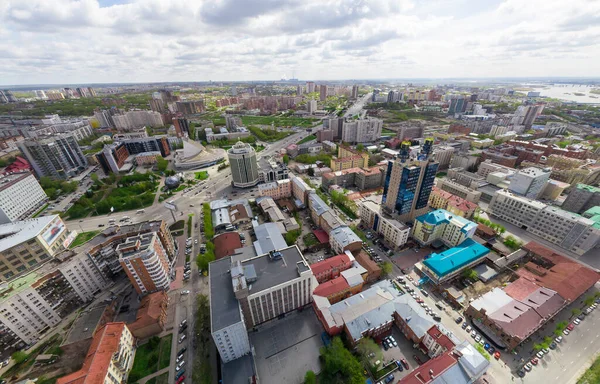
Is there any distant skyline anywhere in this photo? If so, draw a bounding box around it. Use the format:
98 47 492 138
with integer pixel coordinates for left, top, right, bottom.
1 0 599 86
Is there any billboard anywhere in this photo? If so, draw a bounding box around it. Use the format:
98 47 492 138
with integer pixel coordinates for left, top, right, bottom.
164 201 177 211
63 230 78 248
42 217 66 247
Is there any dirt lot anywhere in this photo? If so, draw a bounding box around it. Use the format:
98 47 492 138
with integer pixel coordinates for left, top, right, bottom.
461 271 515 301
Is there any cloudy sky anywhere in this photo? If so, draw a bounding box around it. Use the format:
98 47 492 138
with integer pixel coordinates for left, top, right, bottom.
1 0 599 85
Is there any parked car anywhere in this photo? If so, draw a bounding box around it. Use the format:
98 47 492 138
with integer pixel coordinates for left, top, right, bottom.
454 316 463 324
176 361 185 371
461 322 468 330
179 334 186 343
567 323 575 331
563 329 570 335
524 362 533 372
494 351 501 360
400 358 409 370
394 361 404 371
413 355 423 365
465 325 472 333
555 336 563 343
574 318 581 325
536 351 544 359
531 358 539 365
384 374 394 384
549 342 557 350
178 347 187 356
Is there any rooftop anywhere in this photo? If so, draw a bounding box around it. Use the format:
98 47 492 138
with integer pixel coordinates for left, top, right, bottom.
575 183 600 193
242 245 309 294
128 291 167 332
209 257 242 332
416 209 477 234
308 193 329 217
330 226 362 248
252 222 287 255
0 215 59 253
313 276 350 298
0 171 32 192
310 253 351 277
423 238 490 278
213 232 243 260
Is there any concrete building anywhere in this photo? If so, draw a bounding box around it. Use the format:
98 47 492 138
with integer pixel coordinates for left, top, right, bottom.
341 118 383 144
0 215 68 281
383 139 439 222
0 172 47 224
291 176 314 207
562 184 600 214
252 221 287 255
436 178 482 203
450 153 480 172
112 110 164 130
508 167 551 199
330 146 370 172
446 167 487 189
307 99 317 114
428 187 477 219
57 323 135 384
433 145 455 170
419 238 489 285
258 179 292 199
321 167 384 191
18 134 87 179
329 226 362 254
539 179 570 201
412 209 477 248
118 232 173 295
489 190 600 255
310 253 353 283
228 141 260 188
359 200 410 249
476 159 515 179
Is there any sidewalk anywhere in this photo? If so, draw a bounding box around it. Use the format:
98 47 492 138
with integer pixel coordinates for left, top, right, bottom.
138 366 169 384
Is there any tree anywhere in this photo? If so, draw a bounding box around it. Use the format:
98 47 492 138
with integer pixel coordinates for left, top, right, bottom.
572 308 582 317
380 261 393 277
283 155 290 165
462 268 478 281
156 156 168 172
356 338 382 365
319 337 364 384
356 143 365 152
584 296 596 306
11 351 28 364
307 167 315 177
304 370 317 384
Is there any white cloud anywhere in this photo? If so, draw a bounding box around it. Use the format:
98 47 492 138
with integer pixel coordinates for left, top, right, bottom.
0 0 598 85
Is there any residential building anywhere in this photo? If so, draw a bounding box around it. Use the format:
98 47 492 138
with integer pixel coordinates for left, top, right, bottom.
172 117 190 138
436 178 481 203
307 99 317 114
428 187 477 219
476 159 515 178
480 149 518 168
0 215 68 281
418 239 489 285
412 209 477 248
489 190 600 255
359 200 410 249
57 323 135 384
319 210 344 234
128 291 168 339
382 139 439 222
539 179 570 201
562 184 600 214
0 172 47 224
433 145 455 170
449 153 480 172
308 192 330 225
310 253 353 283
354 251 382 282
228 141 260 188
320 85 327 101
291 176 314 207
96 143 132 173
0 251 107 345
329 226 362 254
446 167 487 189
351 85 359 99
330 146 370 172
258 179 292 199
341 118 383 144
112 110 164 130
508 167 551 199
175 101 205 115
321 166 384 191
118 232 173 295
256 197 299 233
121 136 171 158
307 81 316 93
18 134 87 179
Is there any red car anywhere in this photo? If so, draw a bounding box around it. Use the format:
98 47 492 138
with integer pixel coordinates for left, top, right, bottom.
531 358 539 366
494 351 501 360
176 375 186 384
400 358 409 370
413 355 423 365
567 324 575 331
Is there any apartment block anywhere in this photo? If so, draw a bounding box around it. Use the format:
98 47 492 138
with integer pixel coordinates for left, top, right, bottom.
489 190 600 255
112 110 164 130
330 146 370 172
436 178 482 203
341 117 383 144
57 323 135 384
0 172 48 224
476 159 515 179
359 200 410 249
412 209 477 248
291 176 314 207
321 167 384 191
330 226 362 254
428 187 477 219
562 184 600 214
258 179 292 199
118 232 172 295
18 134 88 179
446 167 486 189
508 167 551 199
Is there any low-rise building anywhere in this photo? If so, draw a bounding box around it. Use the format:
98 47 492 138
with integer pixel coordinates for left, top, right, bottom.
258 179 292 199
359 200 410 249
330 146 369 172
436 179 482 203
428 187 477 219
446 167 486 189
321 167 384 191
329 226 362 254
312 266 365 304
310 253 353 283
213 232 243 260
291 176 314 207
128 291 169 339
0 172 47 224
354 250 382 282
252 221 287 255
308 192 329 225
57 323 135 384
412 209 477 248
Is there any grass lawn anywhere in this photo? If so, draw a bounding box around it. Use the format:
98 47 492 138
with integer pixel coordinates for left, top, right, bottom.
303 233 319 247
158 334 172 369
241 115 318 128
247 126 295 142
146 372 169 384
578 352 600 383
32 203 49 218
381 129 396 135
128 335 172 383
69 231 100 249
297 134 316 144
195 171 209 180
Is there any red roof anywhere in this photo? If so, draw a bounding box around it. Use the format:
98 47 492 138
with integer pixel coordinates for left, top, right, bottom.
128 291 167 332
213 232 242 259
521 242 600 302
503 277 540 301
313 276 350 298
400 351 458 384
312 229 330 244
310 254 351 276
426 326 456 351
4 156 31 174
57 323 130 384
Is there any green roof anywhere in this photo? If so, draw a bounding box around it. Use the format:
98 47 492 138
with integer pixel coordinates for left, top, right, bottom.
576 184 600 193
583 206 600 229
0 271 40 304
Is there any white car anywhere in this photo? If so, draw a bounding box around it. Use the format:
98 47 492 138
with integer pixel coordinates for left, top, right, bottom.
574 318 581 325
465 326 472 333
555 336 563 343
536 351 544 359
176 361 185 371
471 330 477 338
475 335 481 342
524 362 533 371
181 290 190 295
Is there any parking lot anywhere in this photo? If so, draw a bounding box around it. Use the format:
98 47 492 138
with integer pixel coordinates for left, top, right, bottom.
376 325 429 382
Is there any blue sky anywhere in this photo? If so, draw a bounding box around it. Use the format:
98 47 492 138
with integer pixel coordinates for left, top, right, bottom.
0 0 598 85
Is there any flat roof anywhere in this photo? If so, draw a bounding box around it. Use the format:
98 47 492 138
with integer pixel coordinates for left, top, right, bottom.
423 238 489 278
330 226 361 247
209 257 242 332
253 222 287 255
0 215 58 253
242 245 307 294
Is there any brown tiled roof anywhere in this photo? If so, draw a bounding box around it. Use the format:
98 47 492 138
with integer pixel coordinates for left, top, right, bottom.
400 351 458 384
313 276 350 298
310 254 351 276
426 325 456 351
128 291 167 331
476 223 495 237
213 232 242 259
354 251 382 274
521 242 600 302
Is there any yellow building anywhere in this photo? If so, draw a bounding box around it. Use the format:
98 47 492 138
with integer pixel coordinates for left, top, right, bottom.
330 146 369 171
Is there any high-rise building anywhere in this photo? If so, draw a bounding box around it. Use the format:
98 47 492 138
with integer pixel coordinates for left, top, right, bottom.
228 141 259 188
516 104 545 128
448 97 466 115
307 99 317 114
319 85 327 101
176 100 204 115
351 85 359 99
508 167 551 199
172 117 189 138
112 110 164 130
383 139 439 222
118 232 174 295
34 90 47 99
359 201 410 249
562 184 600 214
0 90 16 103
0 91 9 104
75 87 89 98
94 109 116 128
0 172 48 224
18 134 87 179
307 81 315 93
341 117 383 144
149 98 165 113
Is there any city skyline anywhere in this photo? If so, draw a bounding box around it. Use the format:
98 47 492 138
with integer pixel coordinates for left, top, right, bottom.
1 0 599 85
